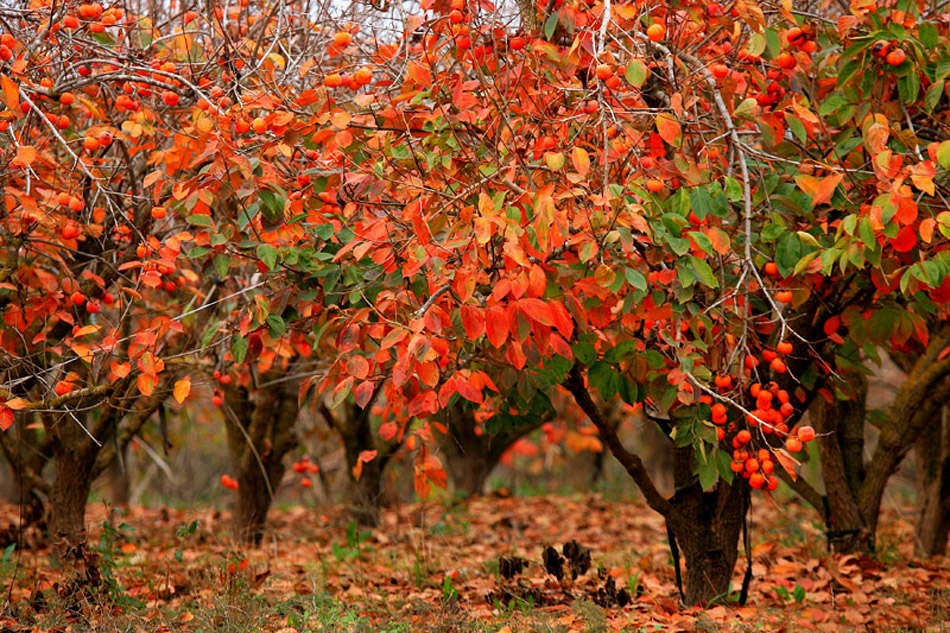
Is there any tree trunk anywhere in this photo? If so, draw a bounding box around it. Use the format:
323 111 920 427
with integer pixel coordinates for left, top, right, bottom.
437 404 547 497
564 365 746 605
914 406 950 557
811 372 875 553
666 444 748 604
225 380 299 545
47 440 99 583
339 402 382 527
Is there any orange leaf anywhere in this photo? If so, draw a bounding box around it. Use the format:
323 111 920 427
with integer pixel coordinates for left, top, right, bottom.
460 305 485 340
795 172 843 206
485 306 508 348
518 298 554 327
137 373 156 396
655 113 682 147
359 450 378 463
772 448 800 480
111 361 132 379
16 145 36 166
173 377 191 404
1 74 19 113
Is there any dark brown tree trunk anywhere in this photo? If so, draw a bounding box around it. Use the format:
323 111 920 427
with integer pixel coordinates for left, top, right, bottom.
914 407 950 557
339 402 382 527
438 405 547 497
811 372 875 553
666 444 748 604
47 438 99 582
224 380 299 545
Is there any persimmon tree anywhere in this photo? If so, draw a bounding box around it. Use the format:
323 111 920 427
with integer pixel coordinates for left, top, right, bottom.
302 0 950 604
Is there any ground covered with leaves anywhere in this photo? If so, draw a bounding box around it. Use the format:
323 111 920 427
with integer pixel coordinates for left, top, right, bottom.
1 493 949 632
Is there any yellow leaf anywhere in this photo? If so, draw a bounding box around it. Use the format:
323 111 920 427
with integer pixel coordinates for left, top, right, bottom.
173 377 191 404
16 145 36 166
544 151 565 171
196 117 213 134
571 147 590 177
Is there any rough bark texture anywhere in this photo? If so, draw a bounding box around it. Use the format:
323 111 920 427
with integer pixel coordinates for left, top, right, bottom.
667 439 749 604
224 380 300 544
808 325 950 555
565 365 747 604
812 371 874 553
337 400 383 527
437 405 546 497
44 408 103 583
914 407 950 557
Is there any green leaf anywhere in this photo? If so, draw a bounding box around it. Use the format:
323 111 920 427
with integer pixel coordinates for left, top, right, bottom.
716 448 735 484
936 141 950 169
925 81 945 111
624 59 648 88
187 214 215 228
231 336 249 364
775 232 802 276
624 267 647 291
544 13 558 40
690 256 719 288
920 22 938 49
573 342 597 365
265 314 286 337
199 321 220 352
898 71 920 104
257 243 279 270
698 448 720 491
786 114 807 143
588 361 619 400
213 253 230 278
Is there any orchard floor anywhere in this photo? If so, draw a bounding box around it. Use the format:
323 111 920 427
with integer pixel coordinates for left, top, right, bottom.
1 493 949 632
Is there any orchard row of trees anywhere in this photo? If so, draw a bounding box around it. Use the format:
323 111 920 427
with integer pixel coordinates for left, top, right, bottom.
2 0 950 604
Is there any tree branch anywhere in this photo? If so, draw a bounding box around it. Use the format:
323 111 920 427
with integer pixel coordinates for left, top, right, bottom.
564 364 671 516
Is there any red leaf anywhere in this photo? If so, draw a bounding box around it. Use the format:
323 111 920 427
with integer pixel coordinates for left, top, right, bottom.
889 225 917 252
518 298 554 326
485 306 508 347
359 450 378 463
549 301 574 339
460 305 485 340
353 380 375 408
0 406 13 431
454 375 483 404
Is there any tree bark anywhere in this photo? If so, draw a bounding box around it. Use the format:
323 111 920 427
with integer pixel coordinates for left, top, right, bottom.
338 401 383 527
667 438 748 604
46 426 99 584
811 372 874 553
224 380 299 544
437 404 547 497
806 326 950 555
914 406 950 557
